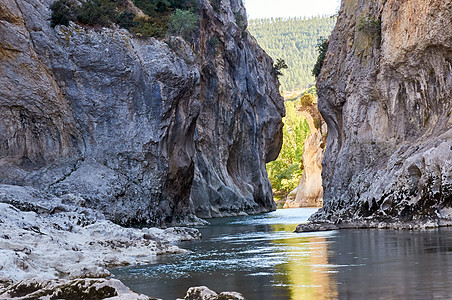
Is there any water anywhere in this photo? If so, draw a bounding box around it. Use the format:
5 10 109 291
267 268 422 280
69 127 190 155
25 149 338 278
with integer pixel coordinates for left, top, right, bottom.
111 208 452 299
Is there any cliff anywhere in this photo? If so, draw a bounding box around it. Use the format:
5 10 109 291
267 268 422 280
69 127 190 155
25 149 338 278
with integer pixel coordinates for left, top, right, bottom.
0 0 284 226
284 103 326 208
302 0 452 230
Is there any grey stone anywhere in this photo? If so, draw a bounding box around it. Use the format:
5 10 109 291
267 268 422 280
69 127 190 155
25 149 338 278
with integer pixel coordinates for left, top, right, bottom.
310 0 452 228
0 0 283 226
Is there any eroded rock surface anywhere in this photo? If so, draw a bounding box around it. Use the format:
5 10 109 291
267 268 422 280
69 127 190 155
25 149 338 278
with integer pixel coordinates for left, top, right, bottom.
0 278 154 300
285 104 326 208
190 0 284 218
0 185 200 287
0 0 283 226
177 286 245 300
311 0 452 228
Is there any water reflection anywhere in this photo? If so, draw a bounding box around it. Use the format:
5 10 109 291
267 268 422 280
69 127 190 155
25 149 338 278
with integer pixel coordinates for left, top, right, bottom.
110 209 452 300
271 224 337 299
330 229 452 299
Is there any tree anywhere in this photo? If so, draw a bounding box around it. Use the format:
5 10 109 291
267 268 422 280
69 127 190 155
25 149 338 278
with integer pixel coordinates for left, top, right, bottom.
274 58 288 77
312 37 329 78
167 9 198 39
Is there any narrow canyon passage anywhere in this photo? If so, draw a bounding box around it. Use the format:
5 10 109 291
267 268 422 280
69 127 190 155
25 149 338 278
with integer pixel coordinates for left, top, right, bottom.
111 208 452 299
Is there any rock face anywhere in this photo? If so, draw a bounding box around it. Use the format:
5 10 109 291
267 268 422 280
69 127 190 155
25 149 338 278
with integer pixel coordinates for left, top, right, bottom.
190 0 284 218
313 0 452 227
284 105 325 208
0 185 200 286
0 0 283 225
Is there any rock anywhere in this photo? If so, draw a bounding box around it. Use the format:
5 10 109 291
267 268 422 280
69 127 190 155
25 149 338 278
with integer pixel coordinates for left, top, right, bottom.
284 103 326 208
0 278 154 299
0 0 283 227
178 286 245 300
294 222 338 233
189 0 284 218
0 185 200 284
309 0 452 228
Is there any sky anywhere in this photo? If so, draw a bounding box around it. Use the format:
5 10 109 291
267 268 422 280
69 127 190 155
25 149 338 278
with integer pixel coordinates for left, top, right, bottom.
243 0 341 19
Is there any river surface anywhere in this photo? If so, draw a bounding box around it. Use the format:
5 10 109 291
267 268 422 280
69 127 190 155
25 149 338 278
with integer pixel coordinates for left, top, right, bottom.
111 208 452 299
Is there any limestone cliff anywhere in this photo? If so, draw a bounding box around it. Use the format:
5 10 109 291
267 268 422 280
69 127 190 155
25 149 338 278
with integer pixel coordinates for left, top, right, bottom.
284 104 326 208
190 0 283 218
0 0 283 226
308 0 452 229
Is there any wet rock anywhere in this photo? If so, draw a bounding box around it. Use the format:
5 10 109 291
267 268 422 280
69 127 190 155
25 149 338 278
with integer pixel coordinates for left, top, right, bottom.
0 278 154 299
178 286 245 300
310 0 452 227
295 222 338 233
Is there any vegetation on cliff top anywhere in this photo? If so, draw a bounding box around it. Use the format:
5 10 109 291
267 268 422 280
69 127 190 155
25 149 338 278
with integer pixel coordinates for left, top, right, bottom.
50 0 199 39
248 16 336 92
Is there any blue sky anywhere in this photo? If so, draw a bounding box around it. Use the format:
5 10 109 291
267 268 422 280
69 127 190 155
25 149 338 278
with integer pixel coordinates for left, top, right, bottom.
243 0 340 19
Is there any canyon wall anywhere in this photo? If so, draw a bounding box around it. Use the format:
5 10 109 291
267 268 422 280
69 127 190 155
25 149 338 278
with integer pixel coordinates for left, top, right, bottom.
284 105 326 208
0 0 283 226
311 0 452 228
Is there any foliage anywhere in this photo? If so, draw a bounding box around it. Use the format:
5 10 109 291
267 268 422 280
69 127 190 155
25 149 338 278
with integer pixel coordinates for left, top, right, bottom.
274 58 288 77
312 37 329 78
167 9 198 39
299 93 315 106
357 13 381 39
49 0 199 39
248 16 336 91
234 11 246 31
266 100 311 199
116 11 136 29
50 0 78 27
77 0 118 27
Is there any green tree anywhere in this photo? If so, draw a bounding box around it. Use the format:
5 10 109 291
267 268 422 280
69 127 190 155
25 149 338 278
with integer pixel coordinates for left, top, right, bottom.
312 37 329 78
266 99 311 199
77 0 118 27
167 9 198 39
274 58 288 77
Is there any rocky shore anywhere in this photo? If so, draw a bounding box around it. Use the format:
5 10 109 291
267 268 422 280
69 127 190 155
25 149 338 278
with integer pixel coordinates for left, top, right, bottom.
0 184 201 298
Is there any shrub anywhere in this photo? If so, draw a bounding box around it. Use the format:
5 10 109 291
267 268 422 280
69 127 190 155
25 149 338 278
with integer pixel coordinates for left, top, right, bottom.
234 11 246 31
274 58 288 77
133 17 166 37
77 0 118 27
299 94 315 106
167 9 198 40
116 11 137 29
312 37 328 78
50 0 78 27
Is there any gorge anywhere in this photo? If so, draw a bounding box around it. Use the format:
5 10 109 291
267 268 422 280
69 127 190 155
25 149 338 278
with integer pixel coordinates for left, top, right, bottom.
1 0 452 298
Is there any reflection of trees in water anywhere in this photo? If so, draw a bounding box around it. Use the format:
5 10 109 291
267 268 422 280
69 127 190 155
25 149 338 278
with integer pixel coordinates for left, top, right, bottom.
271 224 338 299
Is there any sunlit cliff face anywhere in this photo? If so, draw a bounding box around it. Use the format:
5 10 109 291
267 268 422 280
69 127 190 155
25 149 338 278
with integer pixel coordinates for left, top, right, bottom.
314 0 452 225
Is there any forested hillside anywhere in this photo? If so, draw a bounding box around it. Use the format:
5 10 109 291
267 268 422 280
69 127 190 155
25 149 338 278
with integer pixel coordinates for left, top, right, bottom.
248 16 336 92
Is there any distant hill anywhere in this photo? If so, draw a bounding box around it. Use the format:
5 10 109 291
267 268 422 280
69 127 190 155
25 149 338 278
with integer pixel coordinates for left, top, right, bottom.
248 16 336 92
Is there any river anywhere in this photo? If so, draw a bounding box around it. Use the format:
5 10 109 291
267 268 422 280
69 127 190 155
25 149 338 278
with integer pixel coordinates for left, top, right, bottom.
111 208 452 299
